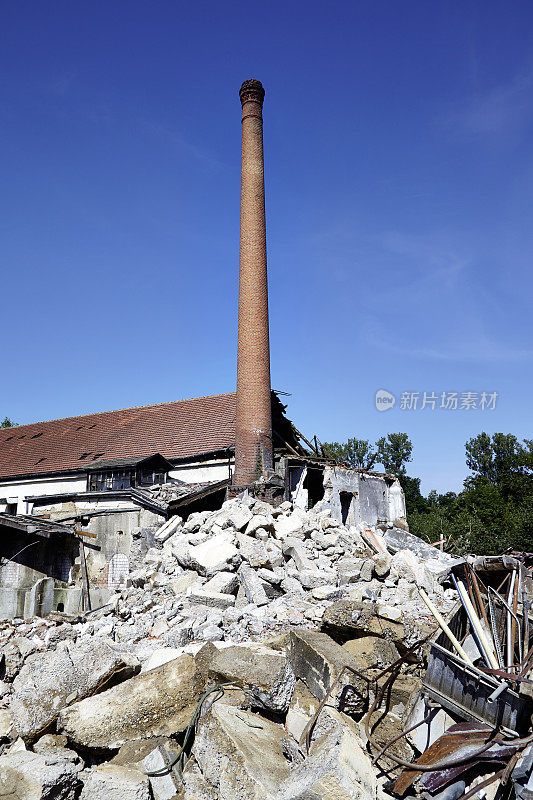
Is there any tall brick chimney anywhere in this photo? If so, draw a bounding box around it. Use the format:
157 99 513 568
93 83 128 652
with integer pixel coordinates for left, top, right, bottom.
232 78 273 487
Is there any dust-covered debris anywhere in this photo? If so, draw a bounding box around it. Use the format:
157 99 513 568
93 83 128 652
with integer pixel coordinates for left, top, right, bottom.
1 496 526 799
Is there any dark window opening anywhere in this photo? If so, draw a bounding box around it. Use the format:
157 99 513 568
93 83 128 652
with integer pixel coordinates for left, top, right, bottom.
35 458 47 464
137 468 167 487
79 452 92 460
18 435 25 439
6 503 17 515
92 453 105 460
31 432 43 439
56 602 64 612
88 424 97 429
89 469 134 491
340 492 352 525
76 425 84 430
5 436 13 441
304 468 325 509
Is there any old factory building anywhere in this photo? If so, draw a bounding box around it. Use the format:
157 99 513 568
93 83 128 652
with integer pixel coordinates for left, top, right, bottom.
0 79 406 620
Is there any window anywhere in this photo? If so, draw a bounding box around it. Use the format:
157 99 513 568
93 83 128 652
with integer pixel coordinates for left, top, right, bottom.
89 469 134 492
137 467 167 487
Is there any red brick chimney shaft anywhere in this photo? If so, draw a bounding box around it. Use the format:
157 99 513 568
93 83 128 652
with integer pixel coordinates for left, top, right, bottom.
233 79 273 486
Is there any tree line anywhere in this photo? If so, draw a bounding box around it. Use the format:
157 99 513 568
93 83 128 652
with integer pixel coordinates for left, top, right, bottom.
322 432 533 555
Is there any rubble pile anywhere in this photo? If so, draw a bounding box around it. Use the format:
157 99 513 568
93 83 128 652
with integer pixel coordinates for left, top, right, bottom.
0 497 530 799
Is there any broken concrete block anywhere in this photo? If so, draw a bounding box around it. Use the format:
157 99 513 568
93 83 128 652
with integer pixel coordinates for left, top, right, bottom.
287 707 378 800
403 693 454 753
373 550 391 577
189 589 235 609
244 514 275 536
383 526 454 564
155 515 182 544
391 549 423 583
297 569 334 590
140 647 185 673
9 638 139 741
142 741 182 800
185 532 238 577
32 733 69 752
282 539 313 570
273 510 306 539
218 504 253 531
288 630 367 712
312 584 341 600
342 635 400 669
236 533 270 568
192 702 291 800
59 654 204 751
0 750 80 799
257 567 282 584
360 558 375 581
150 619 170 638
285 680 321 742
202 571 238 595
204 644 295 712
0 709 12 740
79 764 151 800
280 576 305 595
238 565 269 606
170 571 200 595
321 600 406 648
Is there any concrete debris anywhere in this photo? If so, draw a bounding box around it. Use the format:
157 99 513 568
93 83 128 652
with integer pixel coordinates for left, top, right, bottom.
10 637 139 741
0 750 80 799
0 496 469 798
79 764 151 800
204 643 296 712
58 654 204 751
192 702 291 800
284 707 379 800
289 629 368 712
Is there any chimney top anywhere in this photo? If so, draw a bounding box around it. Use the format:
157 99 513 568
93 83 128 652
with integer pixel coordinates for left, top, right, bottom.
239 79 265 107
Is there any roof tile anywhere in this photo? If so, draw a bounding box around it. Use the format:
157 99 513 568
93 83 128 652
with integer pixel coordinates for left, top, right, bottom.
0 393 236 479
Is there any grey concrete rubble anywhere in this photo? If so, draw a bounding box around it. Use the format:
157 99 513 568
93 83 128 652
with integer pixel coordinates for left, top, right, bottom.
58 654 204 751
10 637 140 741
0 496 462 797
0 750 80 799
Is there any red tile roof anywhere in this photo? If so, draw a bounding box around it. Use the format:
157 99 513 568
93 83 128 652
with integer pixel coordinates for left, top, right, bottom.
0 393 237 480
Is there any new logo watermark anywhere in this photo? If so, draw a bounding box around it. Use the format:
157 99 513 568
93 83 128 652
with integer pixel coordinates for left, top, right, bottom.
375 390 498 411
375 389 396 412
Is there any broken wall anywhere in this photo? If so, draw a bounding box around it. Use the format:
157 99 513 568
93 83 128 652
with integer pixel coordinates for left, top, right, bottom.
288 463 406 527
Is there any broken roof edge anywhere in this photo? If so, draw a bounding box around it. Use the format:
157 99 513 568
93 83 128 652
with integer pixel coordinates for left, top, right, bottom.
282 455 400 481
27 488 168 516
0 512 77 538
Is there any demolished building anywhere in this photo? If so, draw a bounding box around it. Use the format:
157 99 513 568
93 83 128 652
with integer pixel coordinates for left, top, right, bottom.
0 392 405 619
0 78 405 619
0 77 531 800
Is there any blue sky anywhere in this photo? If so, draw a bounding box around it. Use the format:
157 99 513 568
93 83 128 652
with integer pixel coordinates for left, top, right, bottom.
2 0 532 493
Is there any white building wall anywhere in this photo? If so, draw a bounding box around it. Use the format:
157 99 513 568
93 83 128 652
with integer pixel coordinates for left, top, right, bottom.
169 458 232 484
0 474 87 514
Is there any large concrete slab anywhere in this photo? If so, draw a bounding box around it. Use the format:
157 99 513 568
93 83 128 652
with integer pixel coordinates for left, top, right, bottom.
59 654 204 751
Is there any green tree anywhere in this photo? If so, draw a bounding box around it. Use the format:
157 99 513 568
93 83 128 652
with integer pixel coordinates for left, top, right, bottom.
322 438 377 469
0 417 16 428
398 474 428 514
376 432 413 476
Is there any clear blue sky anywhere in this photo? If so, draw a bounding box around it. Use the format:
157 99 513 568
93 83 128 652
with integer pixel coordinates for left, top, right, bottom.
2 1 532 494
